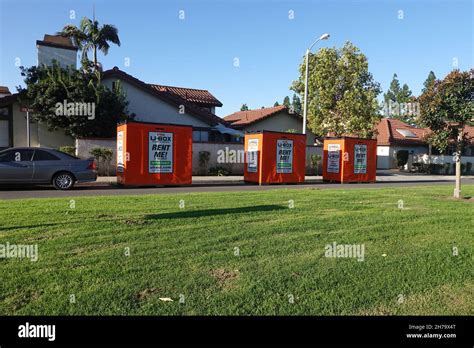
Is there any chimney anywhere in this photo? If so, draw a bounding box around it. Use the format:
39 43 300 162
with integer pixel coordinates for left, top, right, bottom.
36 34 78 68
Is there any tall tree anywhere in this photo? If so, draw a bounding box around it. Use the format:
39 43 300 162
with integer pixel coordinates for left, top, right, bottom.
283 96 291 108
384 73 401 104
240 103 249 111
291 41 381 138
422 71 436 93
18 62 130 138
418 69 473 198
383 74 415 124
291 94 302 114
59 17 120 69
274 101 280 106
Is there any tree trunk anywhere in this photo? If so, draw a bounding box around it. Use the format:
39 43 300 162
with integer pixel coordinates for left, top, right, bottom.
453 131 462 198
93 45 97 69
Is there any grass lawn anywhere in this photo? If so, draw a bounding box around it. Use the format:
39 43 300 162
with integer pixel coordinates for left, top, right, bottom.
0 185 472 315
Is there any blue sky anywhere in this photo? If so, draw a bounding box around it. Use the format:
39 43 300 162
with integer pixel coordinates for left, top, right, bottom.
0 0 472 117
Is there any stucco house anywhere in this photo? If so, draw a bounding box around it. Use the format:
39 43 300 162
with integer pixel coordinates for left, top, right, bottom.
0 34 79 150
223 105 318 145
375 118 474 169
101 67 237 143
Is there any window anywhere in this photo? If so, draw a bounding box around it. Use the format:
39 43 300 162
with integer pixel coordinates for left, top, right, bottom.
33 150 60 161
0 149 34 162
0 107 8 117
395 129 417 138
192 130 209 142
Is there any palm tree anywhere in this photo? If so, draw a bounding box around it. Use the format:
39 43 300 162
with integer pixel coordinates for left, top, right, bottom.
59 17 120 69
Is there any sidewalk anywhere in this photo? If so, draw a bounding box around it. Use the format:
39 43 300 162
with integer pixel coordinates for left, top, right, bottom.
96 173 473 185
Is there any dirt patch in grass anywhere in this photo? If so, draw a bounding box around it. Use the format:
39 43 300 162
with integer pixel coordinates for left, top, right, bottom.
136 288 161 301
11 290 42 311
123 218 149 226
210 269 240 290
358 282 474 315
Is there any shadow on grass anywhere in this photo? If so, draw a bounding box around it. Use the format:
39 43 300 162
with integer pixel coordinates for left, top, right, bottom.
144 204 285 220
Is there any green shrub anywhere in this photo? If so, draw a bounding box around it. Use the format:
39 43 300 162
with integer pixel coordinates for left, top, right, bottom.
198 151 210 175
90 147 114 176
58 146 76 156
209 165 231 176
466 162 472 174
310 154 322 175
443 163 451 175
396 150 409 168
428 164 443 174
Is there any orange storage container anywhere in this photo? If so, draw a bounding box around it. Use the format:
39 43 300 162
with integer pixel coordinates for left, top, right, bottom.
116 121 192 186
322 137 377 183
244 131 306 184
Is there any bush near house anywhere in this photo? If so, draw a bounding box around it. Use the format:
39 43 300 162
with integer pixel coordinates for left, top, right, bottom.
396 150 409 169
58 146 76 157
198 151 211 175
89 147 113 176
209 165 231 176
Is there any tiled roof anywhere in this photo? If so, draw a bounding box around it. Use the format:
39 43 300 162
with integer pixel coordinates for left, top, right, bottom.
102 67 228 127
0 93 19 107
149 84 222 107
0 86 11 95
36 34 78 51
376 118 474 145
224 105 301 128
376 118 430 145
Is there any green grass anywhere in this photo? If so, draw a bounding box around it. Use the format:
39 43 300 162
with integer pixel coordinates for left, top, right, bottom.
0 185 472 315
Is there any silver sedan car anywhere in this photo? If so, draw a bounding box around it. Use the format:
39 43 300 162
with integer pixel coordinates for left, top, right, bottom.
0 147 97 190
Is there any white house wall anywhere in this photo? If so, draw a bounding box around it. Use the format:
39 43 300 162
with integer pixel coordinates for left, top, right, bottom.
102 78 211 127
12 102 74 148
377 145 429 169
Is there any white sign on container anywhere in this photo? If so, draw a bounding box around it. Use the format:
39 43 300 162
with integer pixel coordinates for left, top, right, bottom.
327 144 341 173
149 132 173 173
247 138 259 173
276 139 293 174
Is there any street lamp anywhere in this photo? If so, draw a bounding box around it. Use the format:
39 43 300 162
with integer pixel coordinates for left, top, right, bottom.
302 33 330 134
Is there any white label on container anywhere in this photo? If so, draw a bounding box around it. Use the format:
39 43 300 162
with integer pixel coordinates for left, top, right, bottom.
276 139 293 174
149 132 173 173
354 144 367 174
327 144 341 173
117 131 124 173
247 138 259 173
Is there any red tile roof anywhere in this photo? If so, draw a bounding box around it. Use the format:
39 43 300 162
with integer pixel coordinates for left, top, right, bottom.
102 67 228 127
376 118 430 145
149 84 222 107
0 86 11 95
376 118 474 146
224 105 301 128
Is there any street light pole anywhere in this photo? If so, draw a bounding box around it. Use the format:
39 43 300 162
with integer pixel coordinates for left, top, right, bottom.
302 33 330 134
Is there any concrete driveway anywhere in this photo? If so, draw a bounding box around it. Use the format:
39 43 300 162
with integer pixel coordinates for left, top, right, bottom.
0 172 472 200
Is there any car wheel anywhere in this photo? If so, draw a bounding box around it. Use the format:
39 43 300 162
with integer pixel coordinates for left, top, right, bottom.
52 172 75 190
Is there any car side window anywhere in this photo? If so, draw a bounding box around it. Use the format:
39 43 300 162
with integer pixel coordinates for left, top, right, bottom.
0 150 16 162
0 149 34 162
33 150 60 161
